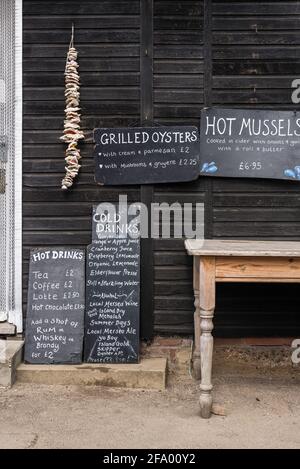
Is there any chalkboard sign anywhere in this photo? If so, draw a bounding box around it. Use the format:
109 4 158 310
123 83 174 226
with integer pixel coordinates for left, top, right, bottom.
200 108 300 181
84 204 140 363
94 126 199 185
25 248 85 364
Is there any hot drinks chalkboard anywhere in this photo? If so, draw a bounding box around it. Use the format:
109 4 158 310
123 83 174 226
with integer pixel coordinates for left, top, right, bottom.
25 248 85 364
94 126 199 185
84 204 140 363
200 108 300 181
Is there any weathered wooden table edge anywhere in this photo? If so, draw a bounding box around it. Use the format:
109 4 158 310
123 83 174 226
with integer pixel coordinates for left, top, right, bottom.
185 239 300 419
185 239 300 257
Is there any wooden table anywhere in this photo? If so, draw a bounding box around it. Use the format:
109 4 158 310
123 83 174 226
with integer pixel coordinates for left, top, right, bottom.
185 239 300 418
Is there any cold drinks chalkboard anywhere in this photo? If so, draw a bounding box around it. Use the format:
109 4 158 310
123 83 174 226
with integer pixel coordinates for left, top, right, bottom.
84 204 140 363
94 126 199 185
25 248 85 364
200 108 300 181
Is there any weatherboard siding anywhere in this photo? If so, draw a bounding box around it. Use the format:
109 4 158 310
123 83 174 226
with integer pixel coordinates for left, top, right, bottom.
23 0 300 338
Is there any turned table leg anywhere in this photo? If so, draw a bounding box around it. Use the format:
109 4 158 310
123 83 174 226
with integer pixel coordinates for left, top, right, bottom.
199 256 216 419
193 256 201 380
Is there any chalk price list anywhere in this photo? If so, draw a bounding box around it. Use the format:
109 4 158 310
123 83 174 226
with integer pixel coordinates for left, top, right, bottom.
94 126 199 185
200 108 300 181
29 269 84 361
98 149 197 171
85 237 140 364
31 269 81 304
25 248 85 364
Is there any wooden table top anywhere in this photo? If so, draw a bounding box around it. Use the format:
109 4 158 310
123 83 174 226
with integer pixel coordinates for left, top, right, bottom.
185 239 300 257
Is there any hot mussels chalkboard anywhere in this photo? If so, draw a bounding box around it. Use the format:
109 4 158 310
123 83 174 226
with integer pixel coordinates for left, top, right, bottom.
200 108 300 181
84 204 140 363
25 248 85 364
94 126 199 185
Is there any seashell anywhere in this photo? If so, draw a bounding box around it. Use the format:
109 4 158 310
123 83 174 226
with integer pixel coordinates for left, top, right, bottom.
284 169 296 178
66 123 80 129
65 91 79 98
66 78 79 82
61 39 84 190
65 107 80 112
66 100 80 108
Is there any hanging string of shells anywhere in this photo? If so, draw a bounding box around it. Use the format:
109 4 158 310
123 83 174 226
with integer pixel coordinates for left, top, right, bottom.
60 25 84 190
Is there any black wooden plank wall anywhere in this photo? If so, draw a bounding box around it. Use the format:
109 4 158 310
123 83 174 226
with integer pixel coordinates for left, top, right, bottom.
212 0 300 336
153 1 205 334
22 0 141 315
22 0 300 337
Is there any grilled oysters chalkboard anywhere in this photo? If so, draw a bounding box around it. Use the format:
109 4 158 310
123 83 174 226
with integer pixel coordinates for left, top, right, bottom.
94 126 199 185
25 248 85 364
200 108 300 181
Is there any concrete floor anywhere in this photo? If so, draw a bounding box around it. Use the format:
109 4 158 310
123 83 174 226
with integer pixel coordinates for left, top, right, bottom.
1 370 300 449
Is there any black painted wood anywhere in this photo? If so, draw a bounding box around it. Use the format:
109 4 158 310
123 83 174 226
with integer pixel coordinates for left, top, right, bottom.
23 0 300 338
152 1 204 335
22 0 141 326
203 0 213 239
209 0 300 337
140 0 155 340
